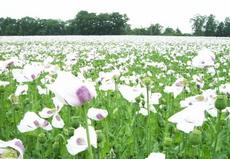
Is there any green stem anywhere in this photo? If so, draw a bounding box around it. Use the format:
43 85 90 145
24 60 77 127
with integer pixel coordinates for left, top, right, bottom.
83 106 94 159
214 110 222 152
146 85 151 153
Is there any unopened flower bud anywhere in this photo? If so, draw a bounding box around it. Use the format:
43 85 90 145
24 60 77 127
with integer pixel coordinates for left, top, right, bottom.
143 77 151 86
38 133 46 143
215 95 228 111
163 137 173 146
189 129 202 145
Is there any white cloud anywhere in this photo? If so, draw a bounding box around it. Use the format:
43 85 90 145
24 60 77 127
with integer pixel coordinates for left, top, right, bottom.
0 0 229 33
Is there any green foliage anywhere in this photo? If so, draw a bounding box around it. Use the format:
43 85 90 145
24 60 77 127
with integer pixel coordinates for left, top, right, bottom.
204 14 217 36
1 11 230 36
68 11 129 35
190 14 207 36
148 23 163 35
224 17 230 36
216 22 225 37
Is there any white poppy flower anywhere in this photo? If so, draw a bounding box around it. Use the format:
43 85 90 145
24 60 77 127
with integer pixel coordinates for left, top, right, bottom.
17 112 52 133
191 48 215 68
66 126 97 155
47 71 97 107
99 79 115 91
0 81 10 87
168 104 205 133
0 138 24 159
12 63 43 83
15 85 28 96
0 59 15 72
145 152 165 159
39 97 64 128
169 89 217 133
118 85 142 103
37 86 49 95
219 83 230 96
164 78 186 98
137 107 148 116
87 108 108 121
192 74 204 89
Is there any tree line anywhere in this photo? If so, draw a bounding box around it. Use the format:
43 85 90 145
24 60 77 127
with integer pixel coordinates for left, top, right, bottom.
0 11 230 36
190 14 230 36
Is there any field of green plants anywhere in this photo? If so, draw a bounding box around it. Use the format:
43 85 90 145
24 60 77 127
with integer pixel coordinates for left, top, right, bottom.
0 36 230 159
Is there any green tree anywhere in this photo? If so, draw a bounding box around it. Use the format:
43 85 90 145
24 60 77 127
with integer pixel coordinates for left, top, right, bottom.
190 15 207 36
110 12 129 35
0 17 18 35
17 17 39 35
175 28 182 36
204 14 217 36
148 23 163 35
163 27 176 36
69 11 97 35
216 22 225 36
224 17 230 36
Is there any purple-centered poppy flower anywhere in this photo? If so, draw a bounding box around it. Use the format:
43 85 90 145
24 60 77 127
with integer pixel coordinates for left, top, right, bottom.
66 126 97 155
0 138 24 159
17 112 52 133
47 71 96 107
87 108 108 121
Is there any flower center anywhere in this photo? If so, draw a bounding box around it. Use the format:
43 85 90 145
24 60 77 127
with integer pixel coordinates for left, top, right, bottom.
96 113 104 120
31 74 36 80
55 115 61 121
42 120 49 127
76 138 86 145
33 120 40 127
76 86 92 104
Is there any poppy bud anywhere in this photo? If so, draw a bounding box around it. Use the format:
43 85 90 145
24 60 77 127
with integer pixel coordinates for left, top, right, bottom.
8 94 19 105
63 128 69 136
143 77 151 86
215 95 227 111
163 137 173 146
52 141 60 152
38 133 46 143
189 129 202 145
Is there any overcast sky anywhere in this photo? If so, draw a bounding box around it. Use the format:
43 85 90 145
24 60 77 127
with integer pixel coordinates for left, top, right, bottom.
0 0 229 33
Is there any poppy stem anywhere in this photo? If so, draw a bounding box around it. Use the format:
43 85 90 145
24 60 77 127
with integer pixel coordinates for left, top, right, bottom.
214 110 222 152
83 106 94 159
146 84 151 153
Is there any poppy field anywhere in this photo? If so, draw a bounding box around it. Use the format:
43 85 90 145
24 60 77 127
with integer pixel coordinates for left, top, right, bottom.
0 36 230 159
